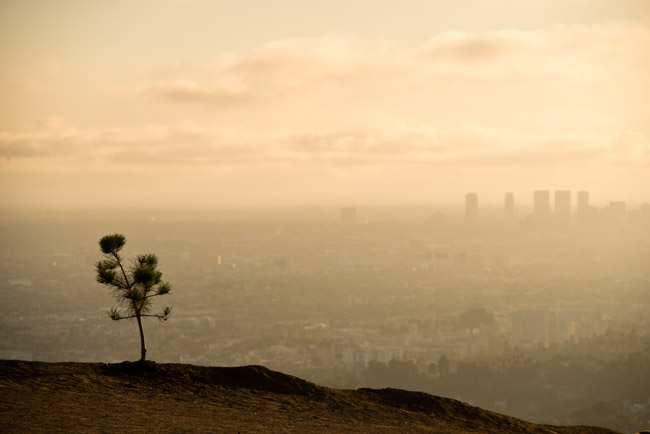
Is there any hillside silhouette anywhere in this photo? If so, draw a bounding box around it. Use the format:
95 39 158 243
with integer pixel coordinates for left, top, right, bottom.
0 360 622 434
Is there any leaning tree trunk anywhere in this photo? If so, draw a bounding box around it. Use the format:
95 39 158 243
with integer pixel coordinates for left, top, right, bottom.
136 314 147 362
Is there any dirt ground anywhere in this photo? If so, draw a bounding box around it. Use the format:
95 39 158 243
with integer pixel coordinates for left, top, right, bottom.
0 360 623 434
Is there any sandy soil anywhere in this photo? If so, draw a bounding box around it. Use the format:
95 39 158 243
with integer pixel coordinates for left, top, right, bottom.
0 360 623 434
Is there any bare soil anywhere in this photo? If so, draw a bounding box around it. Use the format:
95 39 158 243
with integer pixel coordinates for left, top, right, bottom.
0 360 622 434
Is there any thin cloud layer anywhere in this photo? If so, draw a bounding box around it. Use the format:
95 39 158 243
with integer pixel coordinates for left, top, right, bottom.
142 23 650 107
3 22 649 174
2 119 647 171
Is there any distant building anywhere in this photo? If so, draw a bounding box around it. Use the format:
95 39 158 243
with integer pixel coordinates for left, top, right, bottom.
601 201 626 224
340 207 357 225
504 192 514 220
533 190 550 222
641 203 650 220
608 201 626 216
465 193 478 223
577 191 590 223
511 310 560 347
460 308 495 331
554 190 571 224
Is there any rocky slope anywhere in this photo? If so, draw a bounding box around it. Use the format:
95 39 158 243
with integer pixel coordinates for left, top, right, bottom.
0 360 622 434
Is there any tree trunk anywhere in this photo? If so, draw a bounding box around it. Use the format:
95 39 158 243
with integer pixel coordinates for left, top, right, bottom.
136 314 147 362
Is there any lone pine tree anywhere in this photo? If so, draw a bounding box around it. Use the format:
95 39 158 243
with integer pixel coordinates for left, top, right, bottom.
96 234 172 362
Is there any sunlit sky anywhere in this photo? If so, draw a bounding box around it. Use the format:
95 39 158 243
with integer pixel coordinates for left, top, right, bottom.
1 0 649 209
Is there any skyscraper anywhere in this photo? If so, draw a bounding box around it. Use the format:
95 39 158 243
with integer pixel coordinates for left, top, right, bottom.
554 190 571 224
504 192 514 220
533 190 550 222
465 193 478 223
577 191 590 222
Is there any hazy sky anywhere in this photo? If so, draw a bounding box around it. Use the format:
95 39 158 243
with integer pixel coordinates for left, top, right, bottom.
1 0 649 208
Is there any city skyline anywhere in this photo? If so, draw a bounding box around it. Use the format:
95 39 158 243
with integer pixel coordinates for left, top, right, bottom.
459 189 647 222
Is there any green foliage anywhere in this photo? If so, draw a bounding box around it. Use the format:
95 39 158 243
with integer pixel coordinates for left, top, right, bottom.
99 233 126 255
95 233 172 361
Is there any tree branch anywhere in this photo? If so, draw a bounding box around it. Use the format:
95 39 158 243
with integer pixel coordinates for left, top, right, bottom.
110 315 137 320
113 251 132 289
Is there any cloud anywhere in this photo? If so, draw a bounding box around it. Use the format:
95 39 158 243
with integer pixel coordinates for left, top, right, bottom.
285 125 649 167
140 23 650 108
3 22 648 178
2 119 647 171
144 79 258 105
142 36 391 106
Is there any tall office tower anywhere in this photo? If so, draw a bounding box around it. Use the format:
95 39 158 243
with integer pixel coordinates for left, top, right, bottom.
577 191 590 222
533 190 550 221
504 192 514 220
465 193 478 223
340 207 357 224
554 190 571 224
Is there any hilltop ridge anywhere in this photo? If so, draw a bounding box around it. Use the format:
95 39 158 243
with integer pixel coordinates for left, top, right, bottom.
0 360 622 434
